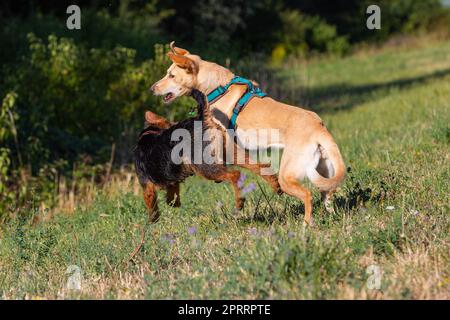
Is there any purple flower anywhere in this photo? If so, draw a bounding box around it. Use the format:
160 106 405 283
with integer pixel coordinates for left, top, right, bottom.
288 231 295 238
237 173 247 189
188 226 197 235
242 182 256 195
162 233 175 245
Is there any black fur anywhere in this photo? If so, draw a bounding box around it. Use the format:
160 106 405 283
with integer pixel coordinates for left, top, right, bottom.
134 90 224 188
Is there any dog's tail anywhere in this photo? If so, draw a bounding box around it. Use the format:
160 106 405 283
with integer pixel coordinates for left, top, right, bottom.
191 89 215 126
306 131 346 192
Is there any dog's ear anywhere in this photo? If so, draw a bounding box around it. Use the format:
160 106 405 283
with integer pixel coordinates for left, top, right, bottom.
167 52 198 74
169 41 189 55
145 111 172 129
145 111 160 124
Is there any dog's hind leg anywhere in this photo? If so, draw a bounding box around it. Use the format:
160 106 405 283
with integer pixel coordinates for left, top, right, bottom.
278 151 313 225
321 191 335 214
129 182 159 261
166 183 181 207
196 166 245 210
317 156 336 214
234 146 282 195
225 170 246 210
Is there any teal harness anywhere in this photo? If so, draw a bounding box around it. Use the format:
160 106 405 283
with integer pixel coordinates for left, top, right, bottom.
206 76 267 129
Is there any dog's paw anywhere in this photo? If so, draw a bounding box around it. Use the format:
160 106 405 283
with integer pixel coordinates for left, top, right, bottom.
166 198 181 207
324 202 335 214
236 197 246 210
303 216 314 227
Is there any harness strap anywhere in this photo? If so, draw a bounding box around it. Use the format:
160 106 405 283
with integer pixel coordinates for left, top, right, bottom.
207 85 228 104
206 76 267 129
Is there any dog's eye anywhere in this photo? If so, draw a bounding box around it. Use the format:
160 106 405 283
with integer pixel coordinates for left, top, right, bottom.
169 74 175 78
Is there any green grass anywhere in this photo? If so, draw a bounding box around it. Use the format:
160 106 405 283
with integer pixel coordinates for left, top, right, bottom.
1 41 449 299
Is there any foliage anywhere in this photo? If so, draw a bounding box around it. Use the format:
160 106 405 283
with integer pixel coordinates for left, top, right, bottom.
2 34 192 167
0 34 194 217
273 10 350 61
0 92 19 221
158 0 283 60
0 6 167 70
286 0 450 42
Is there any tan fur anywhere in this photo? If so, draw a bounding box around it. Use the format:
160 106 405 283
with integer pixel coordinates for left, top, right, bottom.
170 41 189 55
151 43 346 225
145 111 172 129
143 182 159 223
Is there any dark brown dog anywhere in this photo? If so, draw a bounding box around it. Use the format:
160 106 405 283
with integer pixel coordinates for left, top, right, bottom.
135 90 249 222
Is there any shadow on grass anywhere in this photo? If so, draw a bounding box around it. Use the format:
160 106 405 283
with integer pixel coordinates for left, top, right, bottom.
285 67 450 113
240 167 389 225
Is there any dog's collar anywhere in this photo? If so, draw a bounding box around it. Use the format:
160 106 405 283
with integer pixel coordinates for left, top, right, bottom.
206 76 267 130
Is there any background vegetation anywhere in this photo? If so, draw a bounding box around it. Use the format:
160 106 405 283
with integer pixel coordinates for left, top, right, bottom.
0 0 449 299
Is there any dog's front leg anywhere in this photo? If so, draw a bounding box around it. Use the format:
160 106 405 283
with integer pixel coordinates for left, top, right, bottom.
166 183 181 207
129 182 159 261
195 166 245 210
143 182 160 223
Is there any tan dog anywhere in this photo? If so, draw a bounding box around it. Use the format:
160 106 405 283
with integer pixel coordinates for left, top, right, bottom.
150 42 345 225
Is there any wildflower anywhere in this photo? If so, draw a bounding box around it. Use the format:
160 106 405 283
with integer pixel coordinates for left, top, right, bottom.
385 206 395 211
161 234 175 245
237 173 247 189
188 226 197 235
242 182 256 195
248 227 258 236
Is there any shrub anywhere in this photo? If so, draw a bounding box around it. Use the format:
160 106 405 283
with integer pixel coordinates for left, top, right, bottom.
0 34 194 218
2 34 192 167
0 5 166 67
272 10 349 62
0 92 19 221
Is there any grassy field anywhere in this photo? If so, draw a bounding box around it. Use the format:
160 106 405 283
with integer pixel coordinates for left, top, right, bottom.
0 40 449 299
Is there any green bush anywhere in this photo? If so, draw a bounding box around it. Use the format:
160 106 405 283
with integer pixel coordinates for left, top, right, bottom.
0 34 194 217
272 10 350 62
2 34 191 167
283 0 450 43
0 5 166 67
0 92 19 222
388 0 447 34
